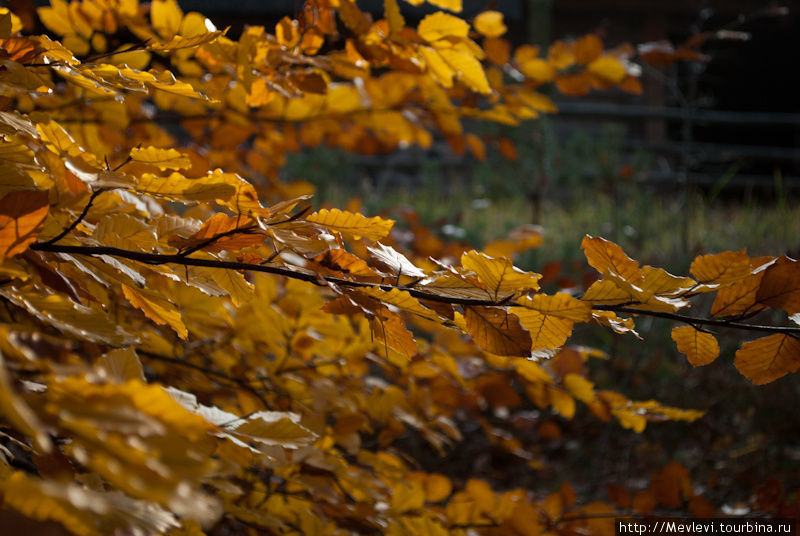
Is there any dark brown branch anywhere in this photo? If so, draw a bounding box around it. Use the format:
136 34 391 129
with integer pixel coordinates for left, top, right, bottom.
178 224 260 257
29 242 800 336
594 305 800 336
41 189 105 246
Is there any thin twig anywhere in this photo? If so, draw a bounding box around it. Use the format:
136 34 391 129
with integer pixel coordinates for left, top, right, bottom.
42 189 105 246
28 242 800 337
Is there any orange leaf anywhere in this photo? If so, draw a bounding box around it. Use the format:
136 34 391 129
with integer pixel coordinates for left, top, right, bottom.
555 72 591 97
734 334 800 385
121 283 188 340
581 235 642 280
173 213 263 253
370 312 418 361
650 461 691 509
671 326 720 366
690 249 751 286
710 271 766 317
0 190 49 260
464 306 532 357
574 34 603 64
461 250 541 300
755 256 800 314
484 37 510 65
511 293 591 350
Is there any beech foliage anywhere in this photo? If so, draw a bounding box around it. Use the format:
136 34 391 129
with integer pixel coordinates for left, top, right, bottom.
0 1 798 535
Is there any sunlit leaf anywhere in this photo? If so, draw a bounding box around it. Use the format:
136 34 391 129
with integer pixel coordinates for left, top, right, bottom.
130 146 192 171
734 334 800 385
307 208 394 241
0 189 48 259
464 306 532 357
671 326 719 366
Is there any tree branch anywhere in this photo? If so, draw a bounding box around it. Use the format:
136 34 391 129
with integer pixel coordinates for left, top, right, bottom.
29 242 800 336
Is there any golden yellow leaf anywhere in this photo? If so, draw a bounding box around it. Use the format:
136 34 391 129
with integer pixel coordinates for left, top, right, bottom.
370 312 418 361
474 11 506 38
587 56 626 82
0 351 51 452
0 471 179 536
464 306 532 357
518 58 556 82
307 208 394 241
0 190 48 260
385 0 405 33
511 293 591 350
122 283 188 339
581 235 642 280
690 249 751 285
671 326 720 367
391 480 425 513
420 46 454 87
564 373 595 403
438 48 491 94
231 411 317 447
427 0 462 11
734 334 800 385
100 347 146 383
147 31 224 52
548 385 575 418
461 250 541 300
417 12 470 42
151 0 183 39
424 474 452 502
360 287 443 322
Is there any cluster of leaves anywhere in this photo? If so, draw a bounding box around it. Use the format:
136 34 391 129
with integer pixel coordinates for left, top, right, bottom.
0 1 798 534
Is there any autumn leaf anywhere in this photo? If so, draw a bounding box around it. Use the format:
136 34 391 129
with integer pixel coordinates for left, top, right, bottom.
417 12 470 42
122 283 188 339
581 235 642 280
130 146 192 171
754 255 800 314
464 306 532 356
671 325 720 366
511 293 591 350
0 189 48 259
461 250 541 300
473 11 506 38
307 208 394 241
734 334 800 384
690 249 751 286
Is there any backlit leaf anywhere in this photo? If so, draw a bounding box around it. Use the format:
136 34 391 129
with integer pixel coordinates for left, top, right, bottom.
754 256 800 314
461 250 541 300
690 249 751 286
307 208 394 241
0 189 48 259
464 306 532 357
581 235 642 280
122 283 188 340
130 146 192 171
231 411 317 448
417 12 470 42
511 293 591 350
474 11 506 38
367 242 426 277
587 56 626 82
734 334 800 385
671 326 720 366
